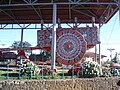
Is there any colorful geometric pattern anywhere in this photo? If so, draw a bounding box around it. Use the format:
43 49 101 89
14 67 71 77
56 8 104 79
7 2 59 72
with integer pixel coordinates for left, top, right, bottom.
78 27 92 45
37 27 99 49
37 30 44 47
37 27 99 65
77 26 99 45
37 29 52 48
56 29 87 65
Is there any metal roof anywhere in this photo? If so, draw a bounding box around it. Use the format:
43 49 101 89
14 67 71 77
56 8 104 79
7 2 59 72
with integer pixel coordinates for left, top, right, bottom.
0 0 119 24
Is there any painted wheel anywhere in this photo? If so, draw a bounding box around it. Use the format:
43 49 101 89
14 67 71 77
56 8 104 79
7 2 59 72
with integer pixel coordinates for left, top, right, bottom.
45 30 52 47
56 29 87 65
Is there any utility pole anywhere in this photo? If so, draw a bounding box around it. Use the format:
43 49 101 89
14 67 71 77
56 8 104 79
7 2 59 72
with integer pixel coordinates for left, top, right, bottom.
107 48 115 61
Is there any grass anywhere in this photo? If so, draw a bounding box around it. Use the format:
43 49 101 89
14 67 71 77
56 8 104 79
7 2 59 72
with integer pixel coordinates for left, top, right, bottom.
0 69 76 80
0 70 17 75
0 70 18 80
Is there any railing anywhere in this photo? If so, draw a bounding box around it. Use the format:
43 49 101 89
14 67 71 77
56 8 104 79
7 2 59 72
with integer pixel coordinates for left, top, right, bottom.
0 63 119 80
0 64 79 80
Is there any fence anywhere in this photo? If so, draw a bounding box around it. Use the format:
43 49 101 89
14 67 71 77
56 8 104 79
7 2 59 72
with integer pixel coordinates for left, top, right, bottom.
0 64 80 80
0 62 118 80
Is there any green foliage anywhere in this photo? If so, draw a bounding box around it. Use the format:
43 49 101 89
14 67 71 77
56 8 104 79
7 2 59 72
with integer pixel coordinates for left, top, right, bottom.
20 61 40 77
111 52 119 63
102 67 112 77
80 60 103 78
29 50 51 63
11 41 31 48
42 50 51 60
11 41 32 53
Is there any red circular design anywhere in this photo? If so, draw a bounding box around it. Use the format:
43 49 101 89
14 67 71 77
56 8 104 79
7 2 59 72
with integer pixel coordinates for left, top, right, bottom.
56 29 87 65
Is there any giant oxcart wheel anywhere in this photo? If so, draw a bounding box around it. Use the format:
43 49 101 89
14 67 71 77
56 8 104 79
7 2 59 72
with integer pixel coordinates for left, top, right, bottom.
56 29 87 65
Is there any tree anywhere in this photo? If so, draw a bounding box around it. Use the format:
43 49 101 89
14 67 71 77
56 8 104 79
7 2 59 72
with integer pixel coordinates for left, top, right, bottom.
11 41 31 48
11 41 32 53
111 52 119 63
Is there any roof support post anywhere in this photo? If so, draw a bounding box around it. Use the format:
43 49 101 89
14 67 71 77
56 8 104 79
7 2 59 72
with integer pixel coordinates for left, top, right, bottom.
20 28 24 65
92 17 97 62
75 17 77 28
98 22 101 66
21 28 24 47
41 20 44 30
119 0 120 25
58 18 61 28
51 1 57 70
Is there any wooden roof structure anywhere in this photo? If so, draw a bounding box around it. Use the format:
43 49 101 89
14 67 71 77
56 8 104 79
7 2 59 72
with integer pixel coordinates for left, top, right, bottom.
0 0 119 24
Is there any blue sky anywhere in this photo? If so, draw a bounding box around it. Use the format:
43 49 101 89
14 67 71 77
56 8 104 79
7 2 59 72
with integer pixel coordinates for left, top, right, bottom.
0 11 120 60
99 11 120 59
0 28 37 47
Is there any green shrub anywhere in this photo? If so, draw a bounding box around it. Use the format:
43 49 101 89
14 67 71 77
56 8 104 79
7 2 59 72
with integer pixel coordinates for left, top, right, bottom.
79 60 103 78
20 61 40 77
